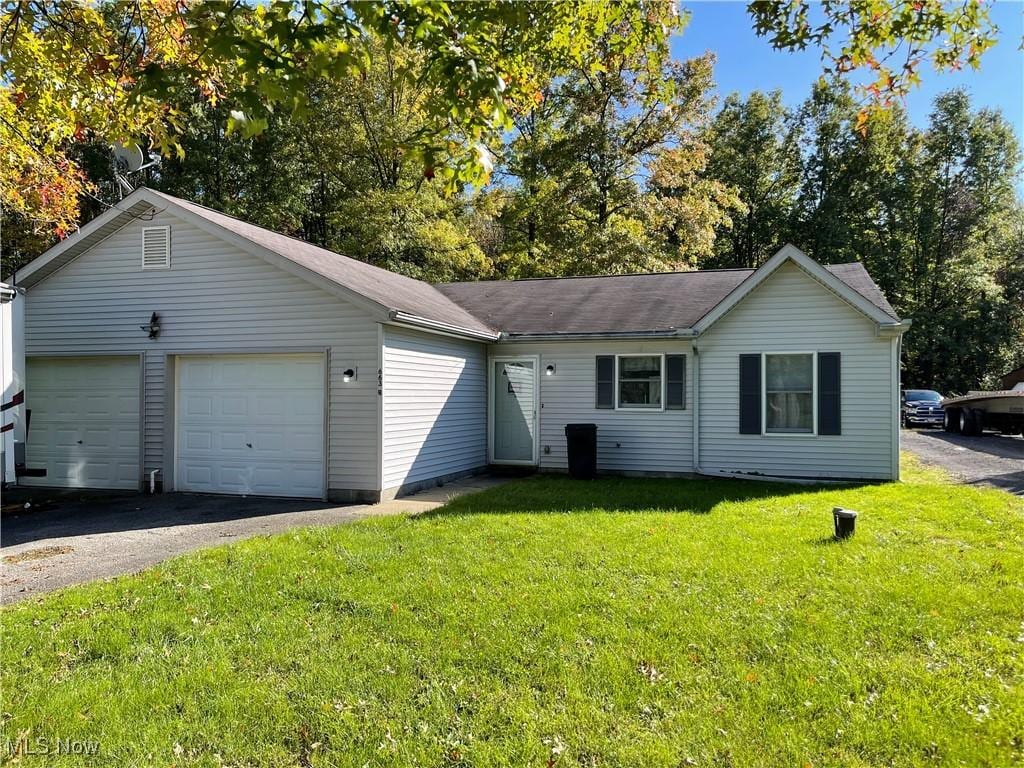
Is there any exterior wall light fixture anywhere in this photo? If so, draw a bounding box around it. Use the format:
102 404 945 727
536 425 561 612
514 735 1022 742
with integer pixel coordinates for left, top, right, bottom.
141 311 161 339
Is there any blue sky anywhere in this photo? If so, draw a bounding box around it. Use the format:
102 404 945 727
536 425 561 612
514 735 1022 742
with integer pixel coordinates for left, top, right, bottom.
674 0 1024 144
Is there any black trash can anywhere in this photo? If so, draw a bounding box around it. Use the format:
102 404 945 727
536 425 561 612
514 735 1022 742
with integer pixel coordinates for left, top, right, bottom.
565 423 598 480
833 507 858 539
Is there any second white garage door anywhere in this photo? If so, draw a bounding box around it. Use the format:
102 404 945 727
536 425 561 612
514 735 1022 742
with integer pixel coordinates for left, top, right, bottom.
176 354 325 498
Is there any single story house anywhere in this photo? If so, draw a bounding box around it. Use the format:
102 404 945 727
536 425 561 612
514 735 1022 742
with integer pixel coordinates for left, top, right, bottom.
8 187 909 501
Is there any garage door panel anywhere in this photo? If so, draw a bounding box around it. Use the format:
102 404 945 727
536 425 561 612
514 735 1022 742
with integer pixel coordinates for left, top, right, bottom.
38 393 140 422
183 394 213 417
253 396 284 418
288 430 323 454
183 430 212 451
179 428 320 457
290 361 325 385
180 462 322 498
290 397 322 419
176 354 325 498
25 356 141 490
252 431 285 452
220 396 248 417
183 464 213 486
52 428 78 448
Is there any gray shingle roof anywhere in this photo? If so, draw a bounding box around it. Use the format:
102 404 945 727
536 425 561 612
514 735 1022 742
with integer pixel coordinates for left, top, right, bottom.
822 262 899 319
435 262 899 336
147 190 497 336
162 188 899 335
21 188 897 339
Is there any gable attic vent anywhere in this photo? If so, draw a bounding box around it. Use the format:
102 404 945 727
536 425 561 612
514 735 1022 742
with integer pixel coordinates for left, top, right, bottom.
141 226 170 269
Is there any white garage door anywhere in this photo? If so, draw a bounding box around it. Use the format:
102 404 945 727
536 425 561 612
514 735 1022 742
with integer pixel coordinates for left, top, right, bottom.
176 354 325 498
24 356 141 490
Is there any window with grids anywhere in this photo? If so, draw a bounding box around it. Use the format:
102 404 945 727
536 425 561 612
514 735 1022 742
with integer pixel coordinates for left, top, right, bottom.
764 353 813 433
617 355 662 409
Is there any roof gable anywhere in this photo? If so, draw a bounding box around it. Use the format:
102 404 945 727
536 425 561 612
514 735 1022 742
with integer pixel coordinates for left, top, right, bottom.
436 248 901 337
13 188 498 340
692 245 900 332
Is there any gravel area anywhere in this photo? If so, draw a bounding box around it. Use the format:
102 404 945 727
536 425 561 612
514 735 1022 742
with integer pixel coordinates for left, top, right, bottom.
901 428 1024 496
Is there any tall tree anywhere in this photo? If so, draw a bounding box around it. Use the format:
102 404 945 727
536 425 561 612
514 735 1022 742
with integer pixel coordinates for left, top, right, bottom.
1 1 681 234
696 79 1022 392
149 42 492 283
489 35 735 277
748 0 999 121
2 2 1004 233
700 90 801 268
901 92 1023 390
790 80 866 262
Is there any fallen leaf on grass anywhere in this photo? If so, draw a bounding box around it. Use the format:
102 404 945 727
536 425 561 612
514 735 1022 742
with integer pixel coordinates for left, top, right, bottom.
638 661 664 682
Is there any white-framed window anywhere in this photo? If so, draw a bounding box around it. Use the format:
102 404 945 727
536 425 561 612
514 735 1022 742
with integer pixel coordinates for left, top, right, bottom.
616 354 664 410
763 352 816 434
142 226 170 269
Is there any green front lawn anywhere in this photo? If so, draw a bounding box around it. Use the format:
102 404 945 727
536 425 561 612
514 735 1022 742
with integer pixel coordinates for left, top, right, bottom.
3 459 1022 767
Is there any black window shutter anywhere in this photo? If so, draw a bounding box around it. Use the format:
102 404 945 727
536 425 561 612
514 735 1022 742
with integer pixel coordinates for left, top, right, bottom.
739 354 761 434
818 352 841 435
666 354 686 409
596 356 615 409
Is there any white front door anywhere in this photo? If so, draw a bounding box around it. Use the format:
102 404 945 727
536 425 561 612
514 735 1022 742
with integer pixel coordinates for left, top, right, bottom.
490 358 537 465
176 354 325 498
24 356 141 490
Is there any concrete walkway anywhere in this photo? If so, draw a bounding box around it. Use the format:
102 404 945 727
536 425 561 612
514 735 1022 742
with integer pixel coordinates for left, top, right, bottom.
1 475 509 604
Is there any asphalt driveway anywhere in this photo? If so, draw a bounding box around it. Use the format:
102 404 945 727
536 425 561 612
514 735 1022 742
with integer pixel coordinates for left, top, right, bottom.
901 428 1024 495
1 476 508 604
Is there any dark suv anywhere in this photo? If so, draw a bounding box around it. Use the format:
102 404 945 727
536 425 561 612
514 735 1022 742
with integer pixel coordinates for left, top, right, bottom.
901 389 944 428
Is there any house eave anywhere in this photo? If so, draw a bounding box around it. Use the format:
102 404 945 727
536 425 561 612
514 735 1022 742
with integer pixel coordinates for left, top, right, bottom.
498 329 697 342
876 319 912 337
8 194 159 288
692 245 898 333
387 311 500 342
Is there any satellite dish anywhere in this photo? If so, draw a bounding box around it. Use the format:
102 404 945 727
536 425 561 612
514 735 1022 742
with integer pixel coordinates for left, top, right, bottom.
112 142 146 172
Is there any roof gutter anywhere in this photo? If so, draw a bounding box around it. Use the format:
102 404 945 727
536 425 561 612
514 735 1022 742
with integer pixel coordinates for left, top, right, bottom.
388 310 501 342
500 328 696 342
876 319 912 337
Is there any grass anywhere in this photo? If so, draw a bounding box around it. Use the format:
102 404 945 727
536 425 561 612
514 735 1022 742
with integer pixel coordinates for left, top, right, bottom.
2 458 1022 767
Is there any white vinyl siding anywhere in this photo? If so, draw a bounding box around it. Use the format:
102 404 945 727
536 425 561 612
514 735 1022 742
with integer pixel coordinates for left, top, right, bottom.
143 351 165 476
698 260 895 480
22 210 380 494
504 340 694 474
381 326 487 492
